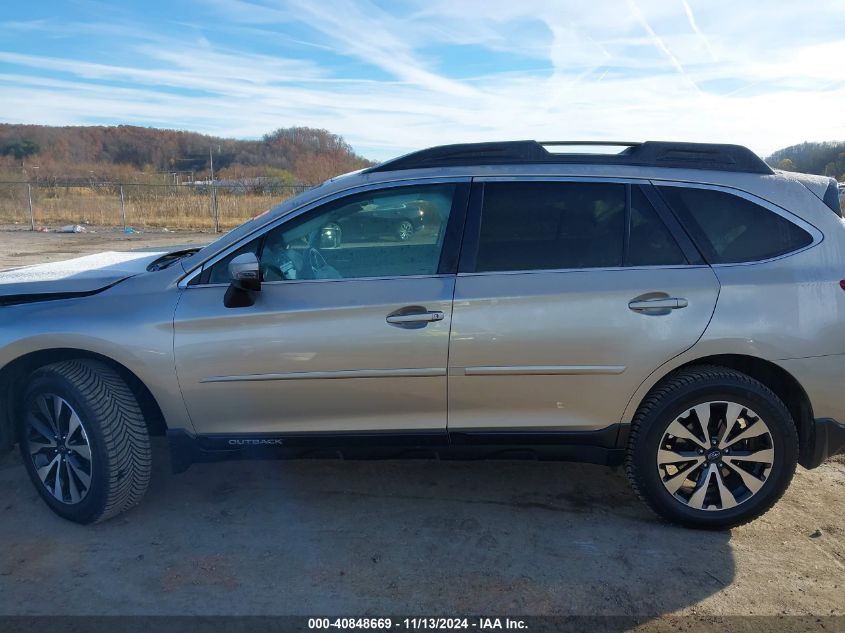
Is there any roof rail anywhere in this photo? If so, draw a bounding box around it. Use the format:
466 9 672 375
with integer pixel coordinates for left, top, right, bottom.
367 140 773 175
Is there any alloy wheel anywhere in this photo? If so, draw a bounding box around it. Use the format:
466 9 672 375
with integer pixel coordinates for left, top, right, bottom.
657 401 774 511
397 220 414 241
25 394 93 504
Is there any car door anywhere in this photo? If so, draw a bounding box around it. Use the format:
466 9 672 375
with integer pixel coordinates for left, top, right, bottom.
174 179 469 437
447 178 720 436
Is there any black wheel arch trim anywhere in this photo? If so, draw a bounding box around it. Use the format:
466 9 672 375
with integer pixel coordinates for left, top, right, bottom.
0 348 169 454
800 418 845 469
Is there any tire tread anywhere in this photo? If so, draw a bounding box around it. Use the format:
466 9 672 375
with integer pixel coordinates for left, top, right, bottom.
36 360 151 523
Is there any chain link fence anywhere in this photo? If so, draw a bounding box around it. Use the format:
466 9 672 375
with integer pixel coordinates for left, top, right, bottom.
0 181 313 232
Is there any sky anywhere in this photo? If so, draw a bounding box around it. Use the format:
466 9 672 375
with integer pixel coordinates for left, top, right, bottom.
1 0 844 161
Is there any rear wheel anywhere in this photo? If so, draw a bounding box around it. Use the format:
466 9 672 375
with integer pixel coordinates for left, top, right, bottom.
17 359 151 524
626 365 798 529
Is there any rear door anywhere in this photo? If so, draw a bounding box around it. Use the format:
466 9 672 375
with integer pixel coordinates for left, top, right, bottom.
174 179 468 437
447 178 720 435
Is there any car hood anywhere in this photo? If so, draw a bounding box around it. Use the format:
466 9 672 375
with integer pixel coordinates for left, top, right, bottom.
0 250 173 300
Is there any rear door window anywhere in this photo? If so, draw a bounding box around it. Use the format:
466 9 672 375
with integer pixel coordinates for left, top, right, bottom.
475 181 626 272
657 186 813 264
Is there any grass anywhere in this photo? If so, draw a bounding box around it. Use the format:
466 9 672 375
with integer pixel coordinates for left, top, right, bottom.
0 184 302 230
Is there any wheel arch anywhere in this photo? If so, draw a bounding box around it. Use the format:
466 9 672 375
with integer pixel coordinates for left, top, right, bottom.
625 353 813 461
0 348 167 452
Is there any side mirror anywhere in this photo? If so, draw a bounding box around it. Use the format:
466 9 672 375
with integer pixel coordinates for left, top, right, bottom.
224 253 260 308
229 253 261 291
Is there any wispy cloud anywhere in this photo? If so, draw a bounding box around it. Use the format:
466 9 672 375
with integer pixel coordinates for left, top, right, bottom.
0 0 844 160
679 0 715 60
625 0 689 79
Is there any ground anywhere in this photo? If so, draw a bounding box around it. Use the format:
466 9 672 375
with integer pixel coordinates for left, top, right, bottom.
1 445 843 619
0 225 213 269
0 229 843 623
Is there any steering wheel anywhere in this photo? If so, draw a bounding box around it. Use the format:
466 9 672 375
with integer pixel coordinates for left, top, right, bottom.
308 248 329 276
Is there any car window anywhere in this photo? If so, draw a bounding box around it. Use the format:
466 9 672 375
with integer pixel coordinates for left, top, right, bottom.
206 239 262 284
205 184 456 283
475 181 625 272
657 186 813 264
627 187 687 266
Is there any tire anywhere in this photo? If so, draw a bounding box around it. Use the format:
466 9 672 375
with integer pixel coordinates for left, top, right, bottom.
16 359 151 524
625 364 798 529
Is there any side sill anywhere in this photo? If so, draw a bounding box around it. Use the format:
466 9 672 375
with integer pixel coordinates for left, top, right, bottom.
167 424 628 474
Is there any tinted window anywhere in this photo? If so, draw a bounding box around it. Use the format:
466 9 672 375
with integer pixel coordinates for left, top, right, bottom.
205 184 455 283
476 182 625 272
658 186 813 264
207 239 261 284
627 188 686 266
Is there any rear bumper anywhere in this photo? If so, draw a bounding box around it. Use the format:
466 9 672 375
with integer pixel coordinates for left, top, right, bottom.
800 418 845 469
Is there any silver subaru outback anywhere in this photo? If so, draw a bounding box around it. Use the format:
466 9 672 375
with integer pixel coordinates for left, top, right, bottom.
2 140 844 528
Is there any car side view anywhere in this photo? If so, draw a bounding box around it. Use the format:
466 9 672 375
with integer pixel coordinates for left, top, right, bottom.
1 140 844 528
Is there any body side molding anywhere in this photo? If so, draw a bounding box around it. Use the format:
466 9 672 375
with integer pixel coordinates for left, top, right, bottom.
463 365 625 376
201 367 446 383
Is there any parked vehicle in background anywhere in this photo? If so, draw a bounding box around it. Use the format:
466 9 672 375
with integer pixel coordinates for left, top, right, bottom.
320 195 437 246
1 140 844 528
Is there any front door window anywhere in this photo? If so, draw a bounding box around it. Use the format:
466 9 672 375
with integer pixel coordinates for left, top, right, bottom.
206 184 457 283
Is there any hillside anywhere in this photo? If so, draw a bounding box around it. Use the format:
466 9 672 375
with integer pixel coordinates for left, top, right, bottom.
766 141 845 180
0 124 372 184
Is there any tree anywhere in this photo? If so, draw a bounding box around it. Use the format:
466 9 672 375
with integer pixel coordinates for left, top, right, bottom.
767 141 845 177
776 158 796 171
0 123 371 182
2 139 40 160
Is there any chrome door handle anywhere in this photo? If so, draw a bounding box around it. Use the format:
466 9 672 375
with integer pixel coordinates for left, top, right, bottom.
386 311 444 324
628 297 688 311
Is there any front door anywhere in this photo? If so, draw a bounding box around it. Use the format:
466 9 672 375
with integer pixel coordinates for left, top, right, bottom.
174 180 468 436
448 179 720 434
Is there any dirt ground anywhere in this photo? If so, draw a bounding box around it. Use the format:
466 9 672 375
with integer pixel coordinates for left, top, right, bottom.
0 229 843 624
0 445 843 621
0 224 213 269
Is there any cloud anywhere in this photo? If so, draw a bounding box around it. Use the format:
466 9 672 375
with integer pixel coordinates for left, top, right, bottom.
0 0 844 160
679 0 715 60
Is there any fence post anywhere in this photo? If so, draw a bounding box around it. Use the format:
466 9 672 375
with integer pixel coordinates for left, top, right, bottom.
209 147 219 233
119 185 126 231
27 183 35 231
213 186 219 233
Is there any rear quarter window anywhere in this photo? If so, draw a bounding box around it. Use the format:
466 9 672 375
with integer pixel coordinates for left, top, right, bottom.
657 186 813 264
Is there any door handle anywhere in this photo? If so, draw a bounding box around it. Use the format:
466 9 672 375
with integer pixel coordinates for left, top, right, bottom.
628 297 688 311
386 310 445 325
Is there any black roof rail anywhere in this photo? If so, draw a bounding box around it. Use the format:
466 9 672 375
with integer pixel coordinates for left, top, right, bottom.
367 140 773 175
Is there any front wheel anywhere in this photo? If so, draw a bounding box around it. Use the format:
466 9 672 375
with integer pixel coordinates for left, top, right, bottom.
626 365 798 529
17 359 151 524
